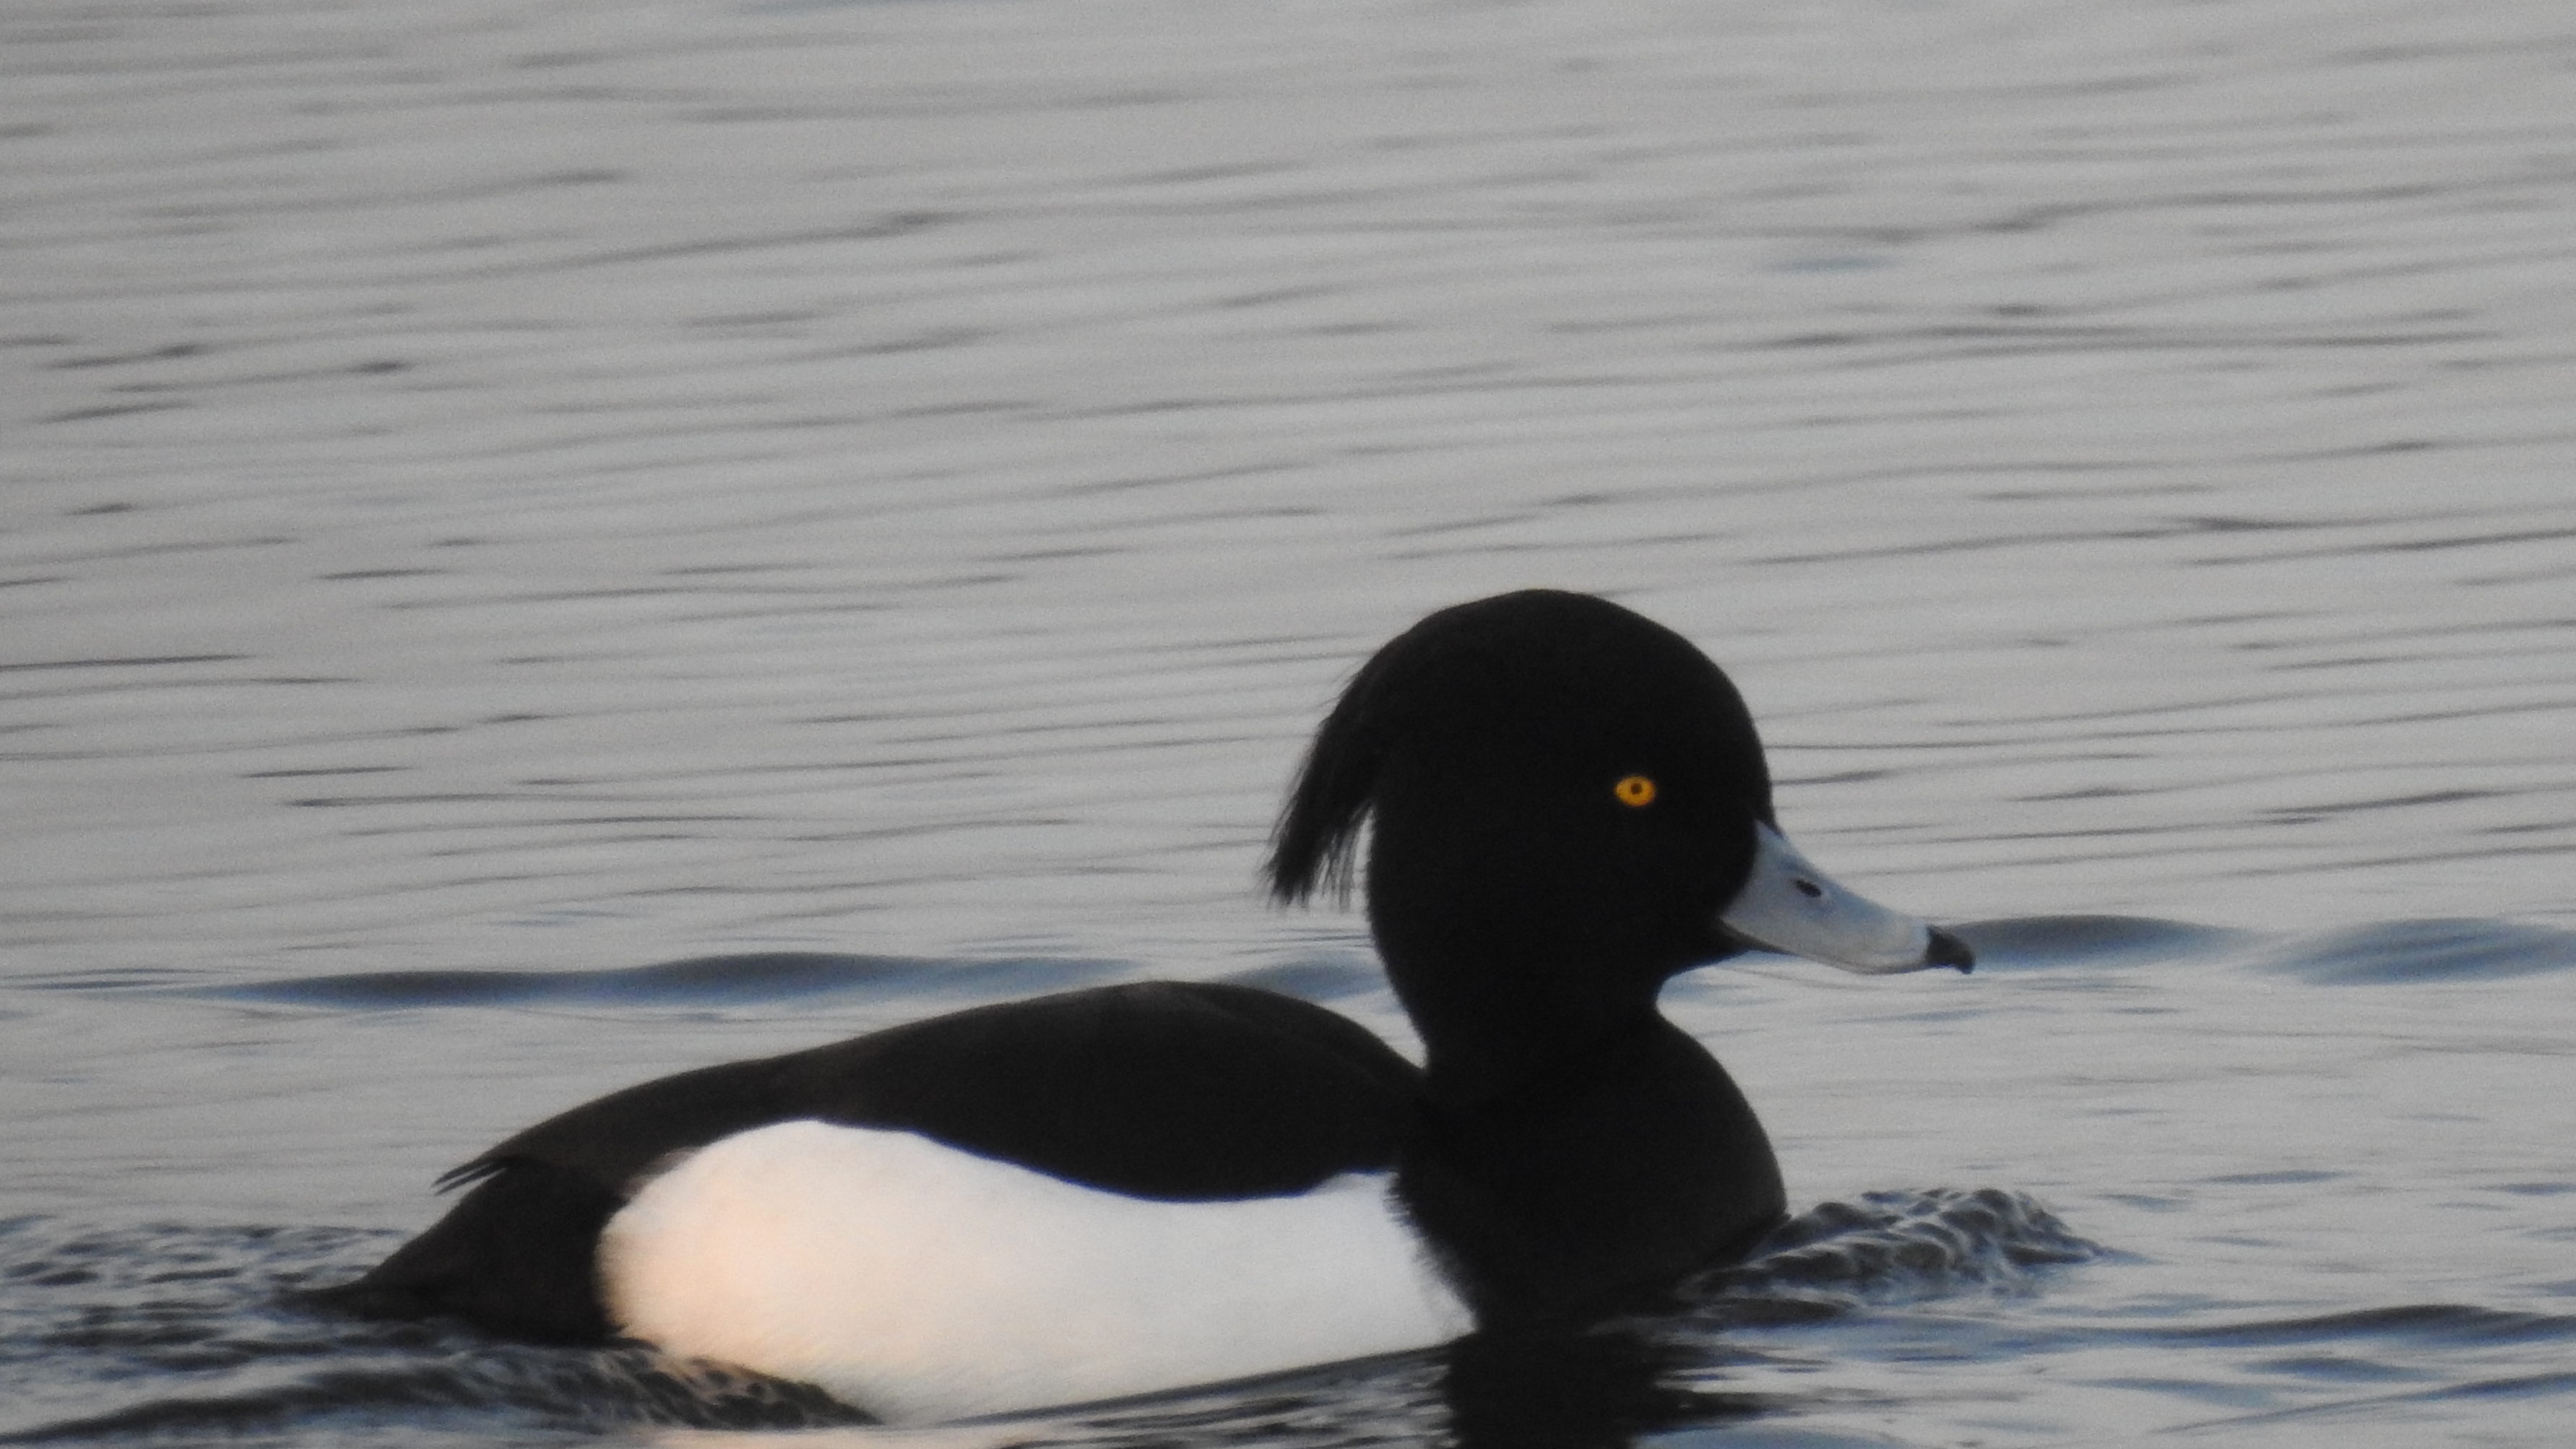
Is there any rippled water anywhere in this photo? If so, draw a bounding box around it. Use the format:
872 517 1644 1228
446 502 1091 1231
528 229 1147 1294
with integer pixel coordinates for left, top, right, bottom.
7 0 2576 1443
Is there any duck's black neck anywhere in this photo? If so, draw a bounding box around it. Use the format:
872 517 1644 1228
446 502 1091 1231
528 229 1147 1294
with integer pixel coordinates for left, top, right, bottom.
1393 1013 1786 1324
1370 889 1788 1323
1370 879 1680 1107
1393 960 1660 1108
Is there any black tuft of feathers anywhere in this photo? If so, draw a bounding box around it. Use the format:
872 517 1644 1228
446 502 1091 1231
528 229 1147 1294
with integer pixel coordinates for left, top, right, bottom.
1265 627 1409 905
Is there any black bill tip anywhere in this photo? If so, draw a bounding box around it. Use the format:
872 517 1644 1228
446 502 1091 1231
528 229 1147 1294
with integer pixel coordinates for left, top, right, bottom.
1927 926 1976 974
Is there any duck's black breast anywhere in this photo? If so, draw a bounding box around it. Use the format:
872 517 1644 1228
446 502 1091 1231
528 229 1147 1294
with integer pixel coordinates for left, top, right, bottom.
1397 1018 1786 1325
318 981 1422 1341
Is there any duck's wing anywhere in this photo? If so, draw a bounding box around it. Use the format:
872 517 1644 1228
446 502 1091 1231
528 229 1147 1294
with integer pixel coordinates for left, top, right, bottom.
310 981 1420 1342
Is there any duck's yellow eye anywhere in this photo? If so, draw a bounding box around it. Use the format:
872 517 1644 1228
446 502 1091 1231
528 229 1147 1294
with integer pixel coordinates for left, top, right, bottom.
1613 774 1658 808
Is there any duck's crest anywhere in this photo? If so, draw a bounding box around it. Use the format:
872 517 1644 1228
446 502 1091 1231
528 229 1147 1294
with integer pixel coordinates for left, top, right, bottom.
1267 589 1630 906
1266 622 1413 906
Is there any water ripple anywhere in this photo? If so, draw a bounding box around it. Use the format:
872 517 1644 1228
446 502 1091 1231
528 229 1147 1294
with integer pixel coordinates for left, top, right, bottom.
1946 915 2253 972
1688 1189 2104 1318
2252 919 2576 984
2152 1302 2576 1351
0 1221 857 1445
185 952 1120 1009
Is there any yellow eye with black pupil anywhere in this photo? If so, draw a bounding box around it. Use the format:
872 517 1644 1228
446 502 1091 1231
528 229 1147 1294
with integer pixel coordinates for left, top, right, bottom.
1613 774 1658 808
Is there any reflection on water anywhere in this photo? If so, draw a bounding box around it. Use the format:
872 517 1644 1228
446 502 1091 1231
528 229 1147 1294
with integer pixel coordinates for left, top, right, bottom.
0 1184 2096 1446
7 0 2576 1442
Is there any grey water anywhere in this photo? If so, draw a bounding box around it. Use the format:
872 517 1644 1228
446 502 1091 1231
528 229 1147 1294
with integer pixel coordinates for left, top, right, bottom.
6 0 2576 1443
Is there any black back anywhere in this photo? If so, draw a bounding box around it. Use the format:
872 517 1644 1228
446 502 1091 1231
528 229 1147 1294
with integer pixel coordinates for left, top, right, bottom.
316 981 1420 1341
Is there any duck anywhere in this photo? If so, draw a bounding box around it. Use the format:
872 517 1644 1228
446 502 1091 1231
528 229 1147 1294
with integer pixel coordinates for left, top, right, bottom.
313 589 1972 1422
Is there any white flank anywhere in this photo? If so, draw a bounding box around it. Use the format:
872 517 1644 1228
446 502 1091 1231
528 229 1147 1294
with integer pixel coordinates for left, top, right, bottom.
599 1120 1472 1422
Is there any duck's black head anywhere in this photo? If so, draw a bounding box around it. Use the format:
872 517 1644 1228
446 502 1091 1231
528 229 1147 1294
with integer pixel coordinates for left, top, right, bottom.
1269 590 1967 1096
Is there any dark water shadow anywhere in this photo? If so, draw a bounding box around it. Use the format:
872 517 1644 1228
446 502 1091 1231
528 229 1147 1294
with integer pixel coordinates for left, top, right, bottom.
2125 1301 2576 1355
59 917 2572 1020
180 952 1120 1010
2249 918 2576 984
1216 952 1391 1002
1945 914 2255 972
1942 914 2576 987
2169 1365 2576 1435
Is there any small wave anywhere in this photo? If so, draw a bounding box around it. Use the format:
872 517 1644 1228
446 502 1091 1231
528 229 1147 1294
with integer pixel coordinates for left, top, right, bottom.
2250 918 2576 984
2152 1301 2576 1351
1935 914 2576 986
1216 953 1391 1002
193 951 1118 1009
1945 915 2253 972
2169 1365 2576 1434
1685 1188 2104 1320
4 1353 859 1445
0 1219 861 1445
